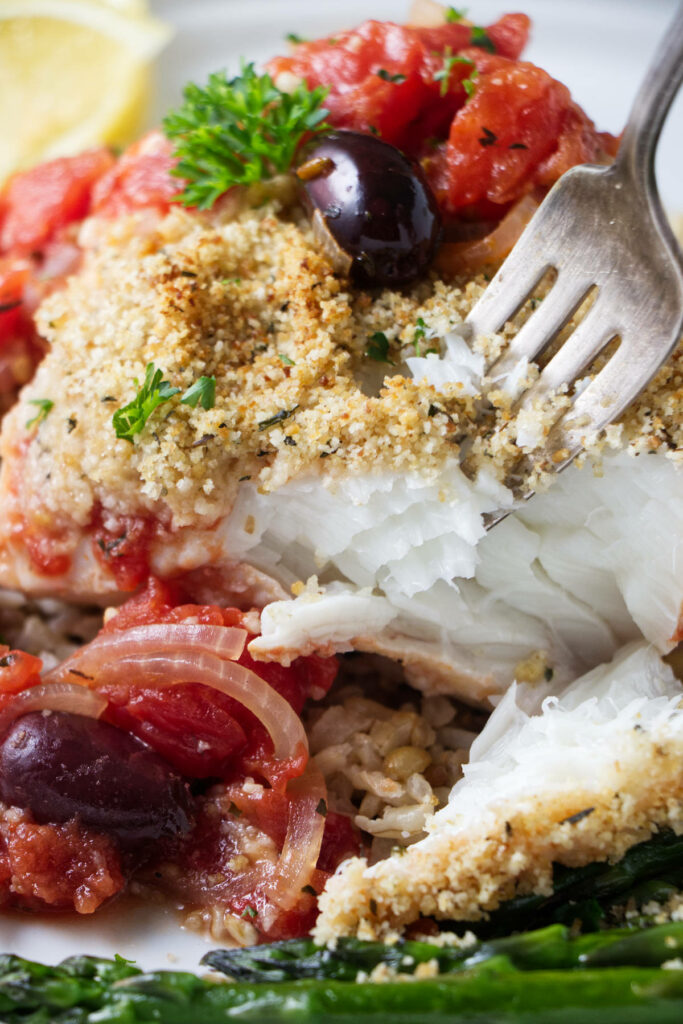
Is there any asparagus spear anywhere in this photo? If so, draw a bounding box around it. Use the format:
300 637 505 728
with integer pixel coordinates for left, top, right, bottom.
5 923 683 1021
5 960 683 1023
475 827 683 936
202 921 683 981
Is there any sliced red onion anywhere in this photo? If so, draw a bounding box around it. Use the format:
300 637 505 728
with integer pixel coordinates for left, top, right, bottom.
47 642 306 762
0 682 107 736
267 763 327 909
53 623 247 674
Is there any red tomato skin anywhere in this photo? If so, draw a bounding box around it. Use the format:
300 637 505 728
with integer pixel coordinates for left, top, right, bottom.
424 51 616 215
91 508 156 592
0 149 115 256
92 132 179 218
96 577 338 784
268 15 530 152
485 13 531 60
0 647 43 700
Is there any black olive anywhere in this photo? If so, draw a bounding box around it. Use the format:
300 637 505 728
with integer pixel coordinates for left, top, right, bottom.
298 131 442 288
0 711 192 853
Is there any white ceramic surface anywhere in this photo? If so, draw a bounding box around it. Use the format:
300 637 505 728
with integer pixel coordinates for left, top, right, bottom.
3 0 682 970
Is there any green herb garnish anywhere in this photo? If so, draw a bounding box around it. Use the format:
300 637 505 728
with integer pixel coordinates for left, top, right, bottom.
285 32 307 44
463 65 479 99
25 398 53 429
471 25 496 53
180 375 216 411
446 6 467 20
434 51 475 96
278 353 295 367
376 68 407 84
258 407 298 431
163 63 330 209
113 364 180 442
241 905 258 920
366 331 395 364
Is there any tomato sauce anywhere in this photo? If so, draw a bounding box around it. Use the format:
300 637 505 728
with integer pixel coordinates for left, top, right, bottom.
0 578 354 933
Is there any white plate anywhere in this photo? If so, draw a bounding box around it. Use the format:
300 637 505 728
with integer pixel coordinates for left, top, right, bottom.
2 0 682 971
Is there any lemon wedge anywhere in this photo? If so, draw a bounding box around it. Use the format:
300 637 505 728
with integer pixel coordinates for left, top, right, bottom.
0 0 172 182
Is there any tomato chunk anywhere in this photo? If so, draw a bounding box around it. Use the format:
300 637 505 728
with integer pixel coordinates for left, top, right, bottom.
0 647 42 701
91 508 156 592
99 578 338 783
267 15 530 152
0 149 114 256
424 51 616 214
92 131 180 218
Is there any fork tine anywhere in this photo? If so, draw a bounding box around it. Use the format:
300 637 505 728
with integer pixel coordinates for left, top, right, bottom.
465 249 552 338
542 329 680 468
487 272 596 380
516 301 619 409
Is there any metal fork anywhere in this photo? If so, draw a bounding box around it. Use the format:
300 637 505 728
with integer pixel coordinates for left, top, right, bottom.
465 4 683 527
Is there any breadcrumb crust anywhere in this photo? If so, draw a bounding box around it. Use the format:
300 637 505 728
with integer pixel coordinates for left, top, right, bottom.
4 200 680 541
314 729 683 941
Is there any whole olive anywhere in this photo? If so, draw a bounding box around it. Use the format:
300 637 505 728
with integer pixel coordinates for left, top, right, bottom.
0 711 192 853
298 130 442 288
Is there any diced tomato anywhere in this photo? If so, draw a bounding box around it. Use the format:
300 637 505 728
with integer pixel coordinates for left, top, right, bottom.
92 131 180 218
22 526 72 578
485 12 531 60
0 260 29 337
424 51 616 214
271 21 435 147
0 149 115 256
0 811 123 913
106 683 249 778
317 810 362 874
98 578 338 783
0 647 43 701
267 15 530 152
91 508 156 592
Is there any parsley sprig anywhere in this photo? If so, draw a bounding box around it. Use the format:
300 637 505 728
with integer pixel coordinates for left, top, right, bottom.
25 398 53 429
113 364 217 442
163 63 331 209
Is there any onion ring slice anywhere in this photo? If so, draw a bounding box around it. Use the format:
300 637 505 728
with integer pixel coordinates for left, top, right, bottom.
47 644 307 762
53 623 247 675
0 682 107 736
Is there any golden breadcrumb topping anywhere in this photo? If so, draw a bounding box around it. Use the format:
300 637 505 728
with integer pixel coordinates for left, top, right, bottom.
314 728 683 941
22 204 488 530
5 197 679 535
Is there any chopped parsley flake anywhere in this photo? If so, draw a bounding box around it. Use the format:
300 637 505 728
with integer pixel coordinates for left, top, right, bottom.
180 375 216 411
434 50 476 97
366 331 395 364
258 406 299 431
412 318 439 356
446 6 467 21
278 353 295 366
241 905 258 919
163 63 330 209
471 25 496 53
26 398 54 429
285 32 307 43
479 126 497 146
112 364 180 442
376 68 407 83
463 65 479 99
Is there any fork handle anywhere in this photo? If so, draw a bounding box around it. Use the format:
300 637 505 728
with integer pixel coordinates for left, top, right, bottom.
616 2 683 191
